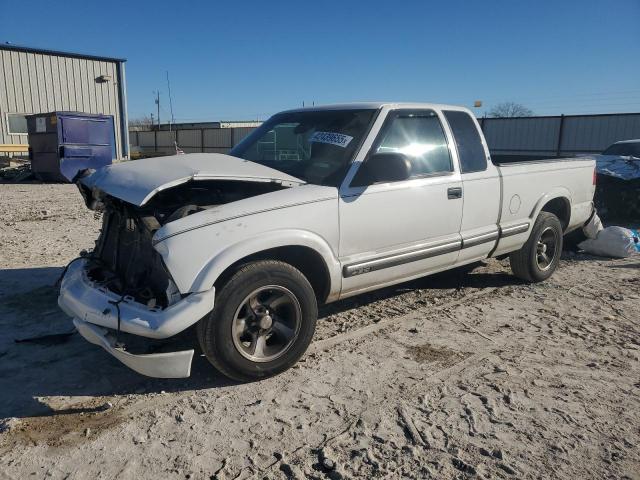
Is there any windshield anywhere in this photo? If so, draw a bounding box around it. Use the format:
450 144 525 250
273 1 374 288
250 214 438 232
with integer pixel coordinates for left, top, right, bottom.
230 109 377 186
602 142 640 157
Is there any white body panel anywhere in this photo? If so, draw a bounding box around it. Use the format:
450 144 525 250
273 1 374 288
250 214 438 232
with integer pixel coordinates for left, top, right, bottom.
337 105 464 296
153 184 341 295
455 113 502 265
492 158 596 256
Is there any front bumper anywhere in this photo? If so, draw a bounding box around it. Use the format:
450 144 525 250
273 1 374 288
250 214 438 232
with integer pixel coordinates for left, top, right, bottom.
58 260 215 378
58 260 215 339
73 318 194 378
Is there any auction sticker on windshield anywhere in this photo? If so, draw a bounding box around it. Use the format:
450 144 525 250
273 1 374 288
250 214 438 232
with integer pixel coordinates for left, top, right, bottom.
309 131 353 148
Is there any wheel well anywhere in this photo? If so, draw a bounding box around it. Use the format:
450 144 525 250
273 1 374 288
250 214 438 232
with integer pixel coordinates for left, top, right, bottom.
540 197 570 231
214 246 331 304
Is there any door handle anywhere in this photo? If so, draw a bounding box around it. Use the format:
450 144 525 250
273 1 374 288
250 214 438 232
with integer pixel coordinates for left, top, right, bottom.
447 187 462 199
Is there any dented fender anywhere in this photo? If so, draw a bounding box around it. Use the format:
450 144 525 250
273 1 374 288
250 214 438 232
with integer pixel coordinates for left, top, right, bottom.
156 228 342 299
152 186 341 297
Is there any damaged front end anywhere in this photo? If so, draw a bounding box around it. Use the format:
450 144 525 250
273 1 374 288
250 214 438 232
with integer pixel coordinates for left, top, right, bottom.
60 159 299 378
87 197 179 310
79 177 289 309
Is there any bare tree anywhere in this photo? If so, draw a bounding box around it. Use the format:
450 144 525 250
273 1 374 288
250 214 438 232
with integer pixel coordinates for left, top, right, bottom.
488 102 534 118
128 115 154 131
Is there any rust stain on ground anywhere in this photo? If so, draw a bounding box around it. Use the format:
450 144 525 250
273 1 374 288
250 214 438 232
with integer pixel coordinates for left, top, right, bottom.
406 343 469 366
1 400 123 449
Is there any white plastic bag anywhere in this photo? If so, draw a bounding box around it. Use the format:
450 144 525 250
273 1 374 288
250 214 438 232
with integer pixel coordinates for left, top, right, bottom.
582 211 604 239
578 226 639 258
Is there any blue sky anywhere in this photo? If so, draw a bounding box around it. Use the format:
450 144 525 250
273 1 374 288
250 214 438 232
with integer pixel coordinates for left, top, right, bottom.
2 0 639 121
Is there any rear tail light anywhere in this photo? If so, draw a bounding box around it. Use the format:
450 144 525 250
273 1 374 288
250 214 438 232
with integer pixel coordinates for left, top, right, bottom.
593 168 597 186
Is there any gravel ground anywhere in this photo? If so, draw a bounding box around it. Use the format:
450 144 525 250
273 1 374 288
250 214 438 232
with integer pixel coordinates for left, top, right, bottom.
0 183 639 479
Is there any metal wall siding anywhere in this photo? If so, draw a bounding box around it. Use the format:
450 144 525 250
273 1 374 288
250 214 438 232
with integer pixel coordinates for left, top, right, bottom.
97 62 107 114
176 129 201 149
0 51 12 111
157 131 176 147
74 57 83 110
67 57 77 111
203 128 232 148
561 115 640 151
56 56 69 109
232 127 255 145
483 114 640 156
0 47 127 156
13 51 27 113
26 54 38 111
38 55 51 111
110 62 122 154
137 131 155 145
127 126 256 155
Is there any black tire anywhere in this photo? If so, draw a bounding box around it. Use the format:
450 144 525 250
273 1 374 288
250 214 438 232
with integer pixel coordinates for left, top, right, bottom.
563 228 587 251
509 212 563 283
197 260 317 382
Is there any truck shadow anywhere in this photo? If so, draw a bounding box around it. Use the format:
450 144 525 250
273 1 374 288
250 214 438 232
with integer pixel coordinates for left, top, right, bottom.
319 262 520 319
0 267 235 420
0 262 519 420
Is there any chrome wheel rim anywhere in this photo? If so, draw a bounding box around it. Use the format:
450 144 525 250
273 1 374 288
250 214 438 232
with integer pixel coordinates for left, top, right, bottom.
536 227 559 271
231 285 301 363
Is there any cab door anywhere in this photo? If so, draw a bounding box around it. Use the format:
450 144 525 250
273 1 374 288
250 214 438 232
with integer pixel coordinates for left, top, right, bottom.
442 110 501 264
338 108 464 298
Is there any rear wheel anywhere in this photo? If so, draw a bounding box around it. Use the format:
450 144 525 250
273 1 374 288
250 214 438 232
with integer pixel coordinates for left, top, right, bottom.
509 212 563 283
197 260 317 382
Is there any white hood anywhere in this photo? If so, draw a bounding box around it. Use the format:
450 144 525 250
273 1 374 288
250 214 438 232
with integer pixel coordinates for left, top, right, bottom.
81 153 305 206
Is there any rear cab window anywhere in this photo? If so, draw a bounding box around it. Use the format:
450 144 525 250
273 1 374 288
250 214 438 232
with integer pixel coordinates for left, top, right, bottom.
443 110 487 173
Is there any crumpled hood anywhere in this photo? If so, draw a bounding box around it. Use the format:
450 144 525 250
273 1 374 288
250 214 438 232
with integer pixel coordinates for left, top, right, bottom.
80 153 305 206
152 183 337 245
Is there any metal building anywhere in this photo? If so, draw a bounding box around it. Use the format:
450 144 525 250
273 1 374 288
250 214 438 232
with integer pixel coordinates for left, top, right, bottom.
0 44 128 159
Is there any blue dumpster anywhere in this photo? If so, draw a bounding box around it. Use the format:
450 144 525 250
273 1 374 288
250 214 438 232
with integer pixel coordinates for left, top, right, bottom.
27 112 116 182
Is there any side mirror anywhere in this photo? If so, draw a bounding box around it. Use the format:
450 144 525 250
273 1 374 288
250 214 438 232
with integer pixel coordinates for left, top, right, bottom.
363 152 412 184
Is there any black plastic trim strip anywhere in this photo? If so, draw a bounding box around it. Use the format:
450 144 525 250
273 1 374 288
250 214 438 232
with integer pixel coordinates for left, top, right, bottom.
342 223 522 279
499 222 530 238
461 230 499 248
343 240 461 278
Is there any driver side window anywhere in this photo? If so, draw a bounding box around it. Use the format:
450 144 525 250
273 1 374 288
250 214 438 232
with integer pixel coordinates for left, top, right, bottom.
375 111 452 177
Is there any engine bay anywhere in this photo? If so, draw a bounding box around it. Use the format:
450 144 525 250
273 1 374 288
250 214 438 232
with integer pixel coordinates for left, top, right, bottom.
81 179 288 308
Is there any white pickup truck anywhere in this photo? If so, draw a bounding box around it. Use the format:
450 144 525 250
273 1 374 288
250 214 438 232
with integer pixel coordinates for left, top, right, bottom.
59 102 596 381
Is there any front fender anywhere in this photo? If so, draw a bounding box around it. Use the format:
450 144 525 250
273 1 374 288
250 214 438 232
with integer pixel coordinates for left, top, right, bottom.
190 229 342 295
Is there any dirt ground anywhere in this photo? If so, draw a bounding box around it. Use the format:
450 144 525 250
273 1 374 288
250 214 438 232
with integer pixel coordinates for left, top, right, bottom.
0 183 639 480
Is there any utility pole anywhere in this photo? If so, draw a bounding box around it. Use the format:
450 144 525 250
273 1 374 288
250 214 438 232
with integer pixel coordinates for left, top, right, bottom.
154 91 161 130
166 71 175 133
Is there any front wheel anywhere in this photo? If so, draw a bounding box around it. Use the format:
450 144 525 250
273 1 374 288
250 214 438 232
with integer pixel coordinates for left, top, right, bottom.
509 212 563 283
197 260 318 382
